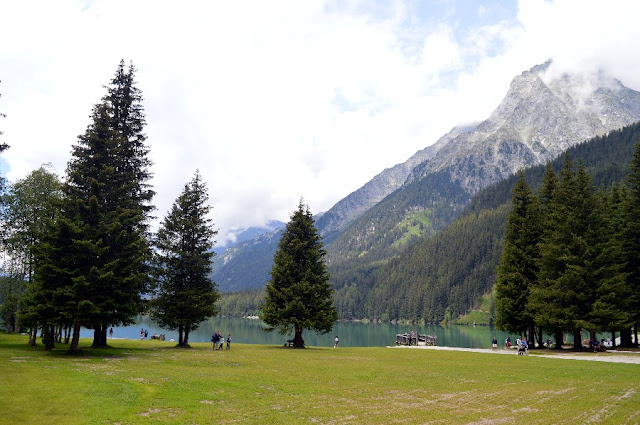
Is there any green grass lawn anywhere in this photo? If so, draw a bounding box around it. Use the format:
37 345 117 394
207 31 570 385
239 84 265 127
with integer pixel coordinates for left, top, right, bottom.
1 333 639 424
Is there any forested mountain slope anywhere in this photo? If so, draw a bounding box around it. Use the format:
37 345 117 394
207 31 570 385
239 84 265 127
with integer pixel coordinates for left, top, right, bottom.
215 62 640 296
331 122 640 323
212 125 476 291
326 61 640 275
317 123 477 240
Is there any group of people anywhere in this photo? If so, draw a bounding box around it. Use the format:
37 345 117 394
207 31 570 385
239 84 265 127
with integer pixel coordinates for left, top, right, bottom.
516 336 528 355
211 331 231 350
589 338 607 352
496 336 528 354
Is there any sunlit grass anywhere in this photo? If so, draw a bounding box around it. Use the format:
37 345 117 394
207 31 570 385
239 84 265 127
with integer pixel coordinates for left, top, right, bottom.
1 332 639 424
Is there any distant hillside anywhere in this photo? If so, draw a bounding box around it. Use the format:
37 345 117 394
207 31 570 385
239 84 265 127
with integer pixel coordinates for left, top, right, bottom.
211 227 283 292
317 123 477 239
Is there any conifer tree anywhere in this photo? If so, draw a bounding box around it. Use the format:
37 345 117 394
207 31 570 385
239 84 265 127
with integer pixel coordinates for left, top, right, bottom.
150 172 219 347
64 61 154 348
590 185 631 341
495 172 541 337
532 156 600 348
27 211 99 352
623 140 640 346
262 200 337 348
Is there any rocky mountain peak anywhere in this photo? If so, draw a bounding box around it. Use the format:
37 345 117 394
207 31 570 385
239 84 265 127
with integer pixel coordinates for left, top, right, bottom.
410 60 640 194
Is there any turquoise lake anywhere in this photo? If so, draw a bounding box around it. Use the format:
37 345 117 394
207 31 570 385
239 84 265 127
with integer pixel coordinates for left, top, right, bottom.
81 316 520 349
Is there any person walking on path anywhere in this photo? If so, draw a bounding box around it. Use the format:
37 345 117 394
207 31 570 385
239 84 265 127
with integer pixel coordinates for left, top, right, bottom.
334 336 339 348
109 328 113 338
492 336 498 349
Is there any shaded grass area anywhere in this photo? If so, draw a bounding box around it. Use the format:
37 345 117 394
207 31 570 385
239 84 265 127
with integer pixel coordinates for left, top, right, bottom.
1 333 639 424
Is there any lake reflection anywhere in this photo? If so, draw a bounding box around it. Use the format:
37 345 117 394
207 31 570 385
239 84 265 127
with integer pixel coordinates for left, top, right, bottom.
82 316 517 349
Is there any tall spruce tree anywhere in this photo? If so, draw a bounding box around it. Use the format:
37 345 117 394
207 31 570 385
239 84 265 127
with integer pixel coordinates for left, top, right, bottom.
534 163 564 347
150 171 219 347
531 156 600 348
623 140 640 346
590 185 631 341
494 172 541 339
65 61 154 348
262 200 337 348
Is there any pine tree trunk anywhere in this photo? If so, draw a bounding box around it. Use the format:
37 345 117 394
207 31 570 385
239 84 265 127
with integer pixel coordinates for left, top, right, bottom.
64 325 71 344
44 326 55 351
554 331 563 350
91 325 109 347
573 330 582 350
620 328 632 348
536 327 543 349
182 328 190 347
29 325 37 346
70 320 81 353
92 326 101 347
293 327 305 348
178 325 184 346
528 324 535 349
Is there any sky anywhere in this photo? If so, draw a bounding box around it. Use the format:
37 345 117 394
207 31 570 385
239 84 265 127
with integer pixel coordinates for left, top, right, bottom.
1 0 640 246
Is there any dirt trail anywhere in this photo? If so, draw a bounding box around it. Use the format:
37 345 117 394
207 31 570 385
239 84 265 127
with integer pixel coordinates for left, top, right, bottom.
391 345 640 364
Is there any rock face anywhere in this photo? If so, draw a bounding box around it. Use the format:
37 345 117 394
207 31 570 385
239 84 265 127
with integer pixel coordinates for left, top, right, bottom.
316 122 478 236
410 60 640 195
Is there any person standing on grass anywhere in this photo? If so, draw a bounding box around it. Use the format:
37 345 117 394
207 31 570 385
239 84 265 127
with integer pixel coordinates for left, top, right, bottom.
109 328 113 338
334 336 339 348
226 334 231 350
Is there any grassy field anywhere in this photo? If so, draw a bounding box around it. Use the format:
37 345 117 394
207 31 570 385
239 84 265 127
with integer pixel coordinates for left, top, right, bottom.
1 333 639 424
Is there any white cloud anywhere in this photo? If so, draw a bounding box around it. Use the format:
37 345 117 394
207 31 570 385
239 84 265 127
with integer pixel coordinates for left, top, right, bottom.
1 0 639 245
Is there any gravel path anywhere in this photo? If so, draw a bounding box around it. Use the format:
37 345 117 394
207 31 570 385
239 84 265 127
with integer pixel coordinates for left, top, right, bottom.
390 345 640 364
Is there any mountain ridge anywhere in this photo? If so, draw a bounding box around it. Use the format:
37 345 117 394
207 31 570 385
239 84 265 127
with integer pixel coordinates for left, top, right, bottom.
213 61 640 295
